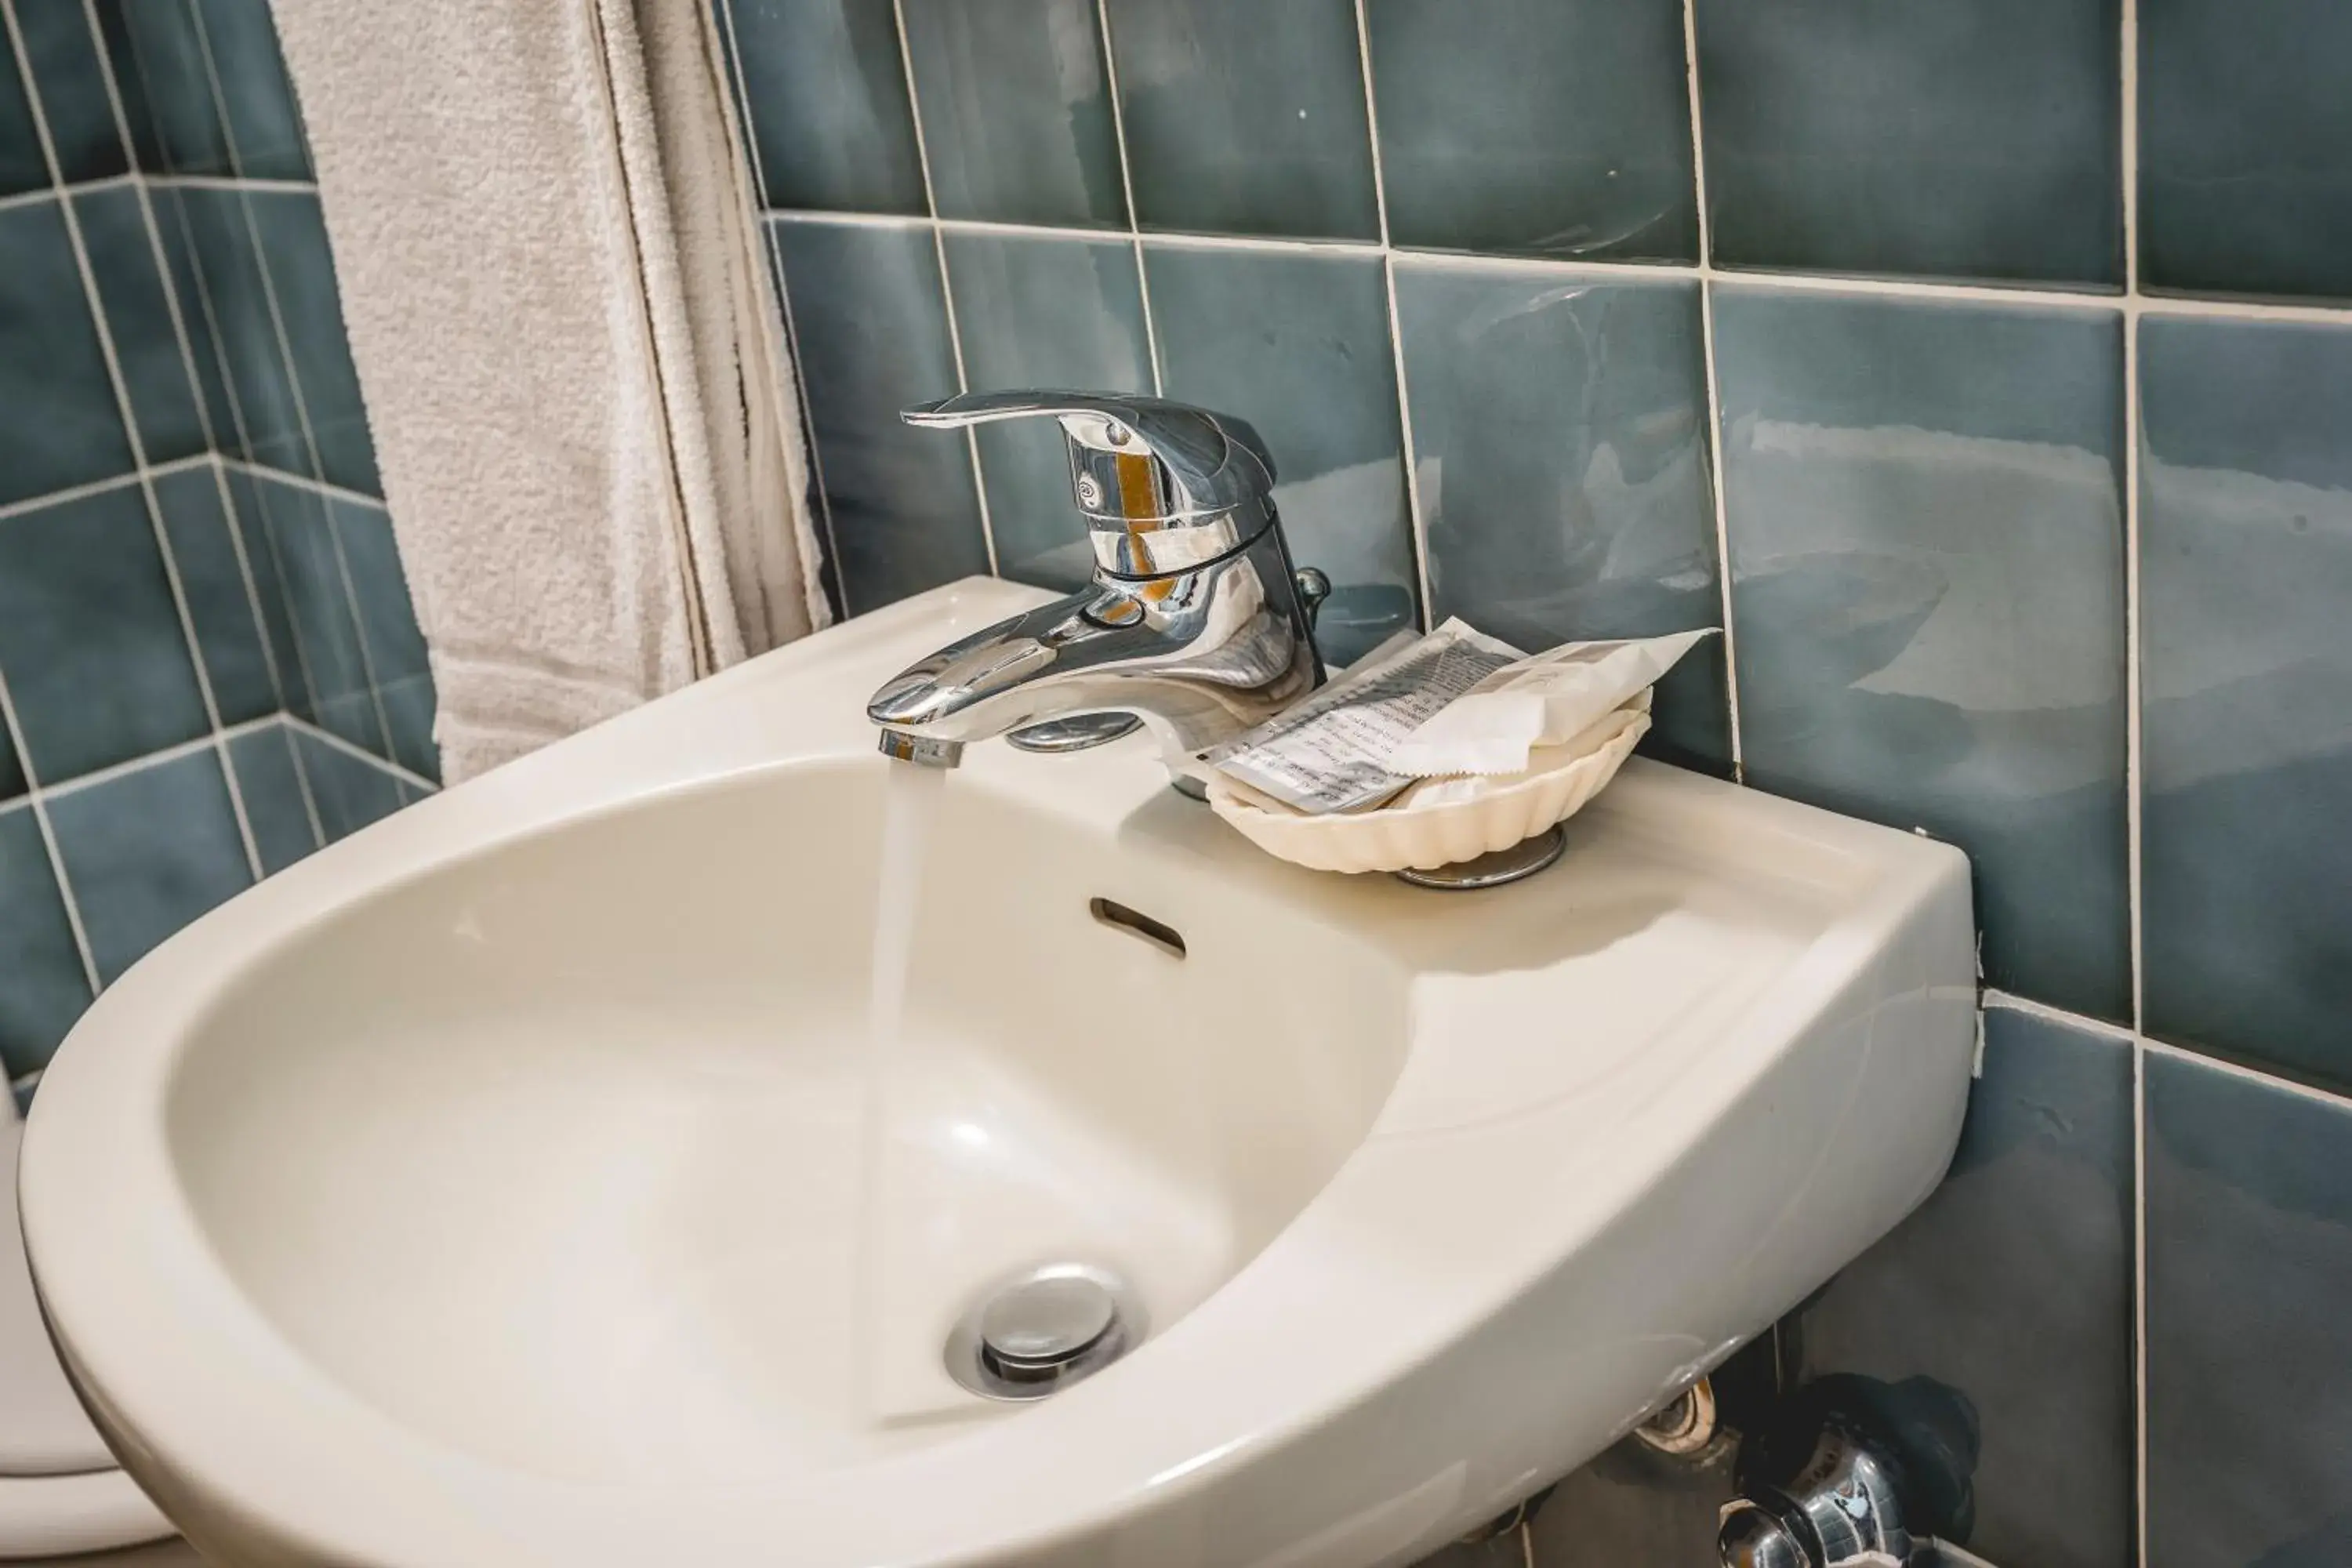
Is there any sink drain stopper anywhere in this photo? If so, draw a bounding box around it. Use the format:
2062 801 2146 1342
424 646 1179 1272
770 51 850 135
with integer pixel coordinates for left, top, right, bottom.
946 1264 1145 1401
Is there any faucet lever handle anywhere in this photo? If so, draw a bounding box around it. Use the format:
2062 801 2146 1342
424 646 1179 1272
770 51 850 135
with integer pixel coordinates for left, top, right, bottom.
903 391 1276 571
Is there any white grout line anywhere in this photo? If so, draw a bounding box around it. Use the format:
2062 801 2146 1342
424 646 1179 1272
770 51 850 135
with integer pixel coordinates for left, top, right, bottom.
217 454 382 510
147 173 315 194
1981 986 2137 1043
1682 0 1744 779
281 712 438 795
0 170 132 213
2140 1034 2352 1115
1351 0 1432 633
3 0 267 884
886 0 999 579
0 458 195 523
275 714 325 851
1091 0 1161 394
713 0 847 616
33 716 280 804
2119 4 2151 1554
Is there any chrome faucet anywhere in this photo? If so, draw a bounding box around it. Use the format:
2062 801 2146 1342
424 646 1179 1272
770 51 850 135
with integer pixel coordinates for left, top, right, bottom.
867 390 1329 771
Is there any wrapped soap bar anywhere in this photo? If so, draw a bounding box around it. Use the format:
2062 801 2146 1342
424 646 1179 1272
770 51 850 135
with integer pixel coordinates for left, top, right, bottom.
1200 619 1525 814
1386 628 1715 779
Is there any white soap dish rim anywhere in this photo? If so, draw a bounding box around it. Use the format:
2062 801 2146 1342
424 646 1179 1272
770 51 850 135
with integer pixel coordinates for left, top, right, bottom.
1206 695 1652 877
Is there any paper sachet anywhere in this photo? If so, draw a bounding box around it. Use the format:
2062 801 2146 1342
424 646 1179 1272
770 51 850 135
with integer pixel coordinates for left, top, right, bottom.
1385 628 1716 778
1200 619 1525 814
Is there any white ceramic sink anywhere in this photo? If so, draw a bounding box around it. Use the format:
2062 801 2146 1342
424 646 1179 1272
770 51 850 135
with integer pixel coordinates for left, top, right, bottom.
20 579 1976 1567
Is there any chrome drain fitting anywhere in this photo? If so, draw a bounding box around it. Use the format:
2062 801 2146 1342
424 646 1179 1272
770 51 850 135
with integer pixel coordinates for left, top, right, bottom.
946 1263 1145 1401
1007 713 1143 753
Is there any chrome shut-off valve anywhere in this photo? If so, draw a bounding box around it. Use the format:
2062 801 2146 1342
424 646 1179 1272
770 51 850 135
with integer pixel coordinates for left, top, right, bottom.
1716 1376 1978 1568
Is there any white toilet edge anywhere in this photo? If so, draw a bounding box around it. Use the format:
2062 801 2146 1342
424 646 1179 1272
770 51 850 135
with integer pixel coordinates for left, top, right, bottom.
0 1467 176 1560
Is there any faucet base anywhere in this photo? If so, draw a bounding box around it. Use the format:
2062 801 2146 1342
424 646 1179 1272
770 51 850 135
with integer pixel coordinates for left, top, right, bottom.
1007 713 1144 754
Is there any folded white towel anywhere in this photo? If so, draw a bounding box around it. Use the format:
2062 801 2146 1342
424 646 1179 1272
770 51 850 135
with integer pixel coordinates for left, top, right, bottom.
271 0 829 782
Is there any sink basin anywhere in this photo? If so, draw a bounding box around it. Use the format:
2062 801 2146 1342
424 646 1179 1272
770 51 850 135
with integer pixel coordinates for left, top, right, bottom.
21 579 1975 1567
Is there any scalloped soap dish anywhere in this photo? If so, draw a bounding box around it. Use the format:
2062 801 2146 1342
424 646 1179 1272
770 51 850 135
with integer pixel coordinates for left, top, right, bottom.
1206 692 1650 878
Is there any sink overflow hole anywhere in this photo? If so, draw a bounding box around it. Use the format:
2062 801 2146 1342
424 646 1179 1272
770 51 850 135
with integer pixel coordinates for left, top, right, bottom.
1089 898 1185 959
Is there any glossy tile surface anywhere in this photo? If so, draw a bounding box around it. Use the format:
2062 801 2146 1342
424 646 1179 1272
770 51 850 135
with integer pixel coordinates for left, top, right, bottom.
180 187 306 474
227 724 317 875
1715 285 2129 1018
1398 262 1729 773
1693 0 2122 285
0 483 209 784
0 200 134 506
1105 0 1378 242
1367 0 1696 263
0 804 91 1079
727 0 925 213
2146 1051 2352 1568
902 0 1122 228
328 495 431 772
114 0 230 175
2140 0 2352 300
151 187 237 443
220 467 311 720
249 190 376 494
155 466 278 724
16 0 129 184
92 0 162 172
1786 1005 2136 1568
239 474 381 754
1145 242 1416 665
74 185 209 466
0 20 44 197
0 721 22 802
198 0 309 180
942 230 1152 590
48 749 251 983
769 217 986 612
292 729 401 844
2140 316 2352 1087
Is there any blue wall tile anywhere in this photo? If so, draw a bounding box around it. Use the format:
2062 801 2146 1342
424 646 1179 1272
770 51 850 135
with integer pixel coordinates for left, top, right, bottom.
0 804 91 1079
0 199 133 506
47 748 251 982
15 0 129 185
0 23 45 197
248 190 376 495
2147 1051 2352 1568
74 185 209 465
154 466 278 723
941 230 1152 590
902 0 1123 229
179 187 306 474
377 672 437 784
1367 0 1697 263
195 0 307 181
89 0 160 172
2141 315 2352 1090
1784 1006 2136 1568
1396 262 1730 773
1105 0 1378 242
114 0 230 176
0 721 23 803
292 729 401 843
151 187 237 443
0 483 209 784
2140 0 2352 301
1693 0 2122 286
1715 286 2129 1019
220 466 311 721
225 724 315 873
327 495 432 775
768 216 987 612
727 0 925 214
1144 241 1416 665
236 474 382 753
